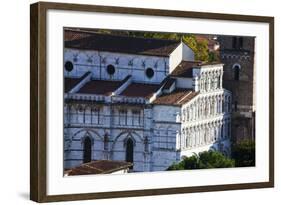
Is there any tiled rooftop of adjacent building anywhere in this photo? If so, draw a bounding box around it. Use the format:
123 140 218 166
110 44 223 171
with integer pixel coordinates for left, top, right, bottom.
64 160 133 176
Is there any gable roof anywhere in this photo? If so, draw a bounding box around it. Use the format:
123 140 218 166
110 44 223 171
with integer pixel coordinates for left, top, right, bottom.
77 79 123 96
64 71 91 93
64 30 181 57
170 61 200 78
153 89 199 106
120 83 161 99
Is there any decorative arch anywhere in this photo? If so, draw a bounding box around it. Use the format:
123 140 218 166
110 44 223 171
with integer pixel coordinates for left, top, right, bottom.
123 134 137 147
71 128 103 142
111 131 143 151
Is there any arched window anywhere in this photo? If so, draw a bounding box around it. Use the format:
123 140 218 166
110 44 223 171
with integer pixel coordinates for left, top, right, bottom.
83 136 92 163
144 136 149 152
77 105 85 124
119 109 127 125
126 138 134 169
104 134 109 151
91 107 100 124
234 65 240 81
204 79 208 91
221 125 224 139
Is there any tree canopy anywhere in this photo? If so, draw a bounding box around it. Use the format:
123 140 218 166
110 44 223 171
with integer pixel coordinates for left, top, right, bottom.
231 140 255 167
167 151 235 171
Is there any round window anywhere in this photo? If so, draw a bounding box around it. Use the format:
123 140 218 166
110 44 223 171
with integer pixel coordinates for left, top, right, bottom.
107 64 115 75
145 68 154 78
64 61 73 72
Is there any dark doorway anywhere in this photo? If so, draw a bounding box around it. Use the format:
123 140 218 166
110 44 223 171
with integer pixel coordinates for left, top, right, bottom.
83 136 92 163
126 138 134 169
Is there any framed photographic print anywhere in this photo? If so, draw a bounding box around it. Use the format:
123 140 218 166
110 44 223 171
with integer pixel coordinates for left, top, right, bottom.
30 1 274 202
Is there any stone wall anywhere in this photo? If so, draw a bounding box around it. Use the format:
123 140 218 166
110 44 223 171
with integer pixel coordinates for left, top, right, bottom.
64 49 169 84
218 36 255 142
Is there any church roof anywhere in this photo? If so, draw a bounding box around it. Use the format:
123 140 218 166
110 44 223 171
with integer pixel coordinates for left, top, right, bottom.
120 83 161 99
65 160 133 176
153 89 199 106
64 29 181 57
64 78 80 93
64 71 91 93
77 79 123 96
170 61 199 78
64 30 91 41
170 60 222 78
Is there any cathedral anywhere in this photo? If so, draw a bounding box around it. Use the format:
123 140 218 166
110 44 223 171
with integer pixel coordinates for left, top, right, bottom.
63 29 232 172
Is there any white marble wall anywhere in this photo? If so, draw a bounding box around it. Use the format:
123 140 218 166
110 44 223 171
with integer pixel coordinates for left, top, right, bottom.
64 103 154 172
64 49 169 84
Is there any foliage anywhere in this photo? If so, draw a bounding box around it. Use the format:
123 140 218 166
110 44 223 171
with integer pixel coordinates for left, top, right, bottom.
231 140 255 167
208 51 219 62
167 151 235 171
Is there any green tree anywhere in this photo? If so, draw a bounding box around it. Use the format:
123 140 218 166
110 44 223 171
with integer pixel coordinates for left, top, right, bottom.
195 39 209 62
232 140 255 167
208 51 219 62
167 151 235 171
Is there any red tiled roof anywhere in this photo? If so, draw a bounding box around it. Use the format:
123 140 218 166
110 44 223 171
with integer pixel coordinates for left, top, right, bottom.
64 29 91 41
77 80 122 95
153 89 199 106
120 83 161 98
170 61 200 78
64 30 181 57
64 71 91 93
64 78 80 93
65 160 133 176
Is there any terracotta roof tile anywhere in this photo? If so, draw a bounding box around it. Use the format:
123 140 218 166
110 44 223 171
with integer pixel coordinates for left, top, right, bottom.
65 160 133 176
64 78 80 93
170 61 200 78
153 89 198 106
64 71 91 93
64 30 91 41
120 83 161 98
77 79 122 95
64 30 181 57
